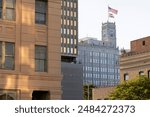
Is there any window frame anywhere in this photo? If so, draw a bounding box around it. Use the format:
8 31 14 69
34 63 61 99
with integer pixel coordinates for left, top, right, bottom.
0 0 16 21
139 71 144 76
35 0 47 24
5 0 16 20
35 45 47 72
0 0 2 18
124 73 129 81
0 41 15 70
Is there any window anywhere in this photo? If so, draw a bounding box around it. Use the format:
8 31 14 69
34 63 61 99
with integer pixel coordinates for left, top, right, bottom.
6 0 15 20
0 42 15 70
0 89 20 100
124 74 129 81
0 0 2 18
35 45 47 72
35 0 47 24
0 0 15 20
0 89 19 100
142 41 145 46
139 71 144 76
148 70 150 78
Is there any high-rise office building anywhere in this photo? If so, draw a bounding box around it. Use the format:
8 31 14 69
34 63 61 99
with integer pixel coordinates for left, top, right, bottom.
61 0 78 62
61 0 83 99
0 0 62 100
77 22 120 87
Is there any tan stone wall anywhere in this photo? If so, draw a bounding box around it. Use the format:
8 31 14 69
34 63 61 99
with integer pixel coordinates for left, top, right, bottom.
92 87 115 100
120 51 150 83
0 0 62 99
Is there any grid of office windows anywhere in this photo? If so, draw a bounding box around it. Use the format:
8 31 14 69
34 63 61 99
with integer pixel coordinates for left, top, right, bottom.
0 0 15 20
61 0 78 56
35 45 47 72
78 46 120 87
0 42 15 70
35 0 47 24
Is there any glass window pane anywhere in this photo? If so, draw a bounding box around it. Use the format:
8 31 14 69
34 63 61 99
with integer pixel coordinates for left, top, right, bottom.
35 46 47 72
0 8 2 18
6 0 15 8
35 0 47 24
0 0 2 7
6 9 15 20
35 0 46 13
4 57 14 69
0 42 2 55
5 42 14 55
35 13 46 24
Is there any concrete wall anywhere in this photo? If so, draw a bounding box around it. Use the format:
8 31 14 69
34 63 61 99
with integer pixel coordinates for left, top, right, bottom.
61 62 83 100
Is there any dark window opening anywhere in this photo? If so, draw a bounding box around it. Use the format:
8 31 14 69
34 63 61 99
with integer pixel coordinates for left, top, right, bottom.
139 71 144 76
35 0 47 24
148 70 150 78
0 0 2 18
6 0 15 20
124 73 129 81
0 42 15 70
142 41 145 46
32 91 50 100
35 45 47 72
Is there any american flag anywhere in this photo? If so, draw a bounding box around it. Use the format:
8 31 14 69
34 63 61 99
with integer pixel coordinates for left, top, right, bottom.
108 6 118 14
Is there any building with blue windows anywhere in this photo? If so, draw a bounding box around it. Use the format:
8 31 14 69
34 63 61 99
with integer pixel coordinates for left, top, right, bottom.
77 22 120 87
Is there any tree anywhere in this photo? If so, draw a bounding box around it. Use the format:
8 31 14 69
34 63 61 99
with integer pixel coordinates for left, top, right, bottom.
83 84 96 100
109 76 150 100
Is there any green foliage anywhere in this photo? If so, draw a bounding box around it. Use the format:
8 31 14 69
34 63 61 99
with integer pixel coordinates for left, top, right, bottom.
109 76 150 100
83 84 96 100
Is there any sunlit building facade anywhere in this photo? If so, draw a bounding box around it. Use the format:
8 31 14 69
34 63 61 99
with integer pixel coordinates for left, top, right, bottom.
61 0 78 62
0 0 62 100
61 0 83 99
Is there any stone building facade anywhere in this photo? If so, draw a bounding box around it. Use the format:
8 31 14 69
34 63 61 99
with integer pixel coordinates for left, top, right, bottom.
120 36 150 82
0 0 62 100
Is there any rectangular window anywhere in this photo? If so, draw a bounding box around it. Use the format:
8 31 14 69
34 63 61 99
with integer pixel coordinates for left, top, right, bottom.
6 0 15 20
0 42 15 70
0 0 2 18
35 0 47 24
124 74 129 81
0 89 20 100
35 45 47 72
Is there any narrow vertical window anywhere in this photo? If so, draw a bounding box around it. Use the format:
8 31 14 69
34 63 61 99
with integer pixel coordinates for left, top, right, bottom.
35 0 47 24
6 0 15 20
0 42 2 68
142 41 145 46
124 73 129 81
35 45 47 72
0 0 2 18
0 42 15 70
148 70 150 78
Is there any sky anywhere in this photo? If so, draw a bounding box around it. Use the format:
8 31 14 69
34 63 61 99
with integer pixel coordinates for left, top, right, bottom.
78 0 150 49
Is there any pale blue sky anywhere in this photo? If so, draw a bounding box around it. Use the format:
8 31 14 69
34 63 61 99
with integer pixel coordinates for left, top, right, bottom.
78 0 150 49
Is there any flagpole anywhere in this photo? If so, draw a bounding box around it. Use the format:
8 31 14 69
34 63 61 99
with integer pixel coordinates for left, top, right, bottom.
107 5 109 22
